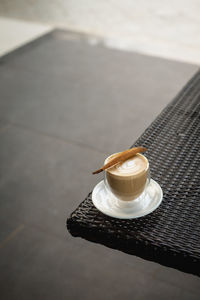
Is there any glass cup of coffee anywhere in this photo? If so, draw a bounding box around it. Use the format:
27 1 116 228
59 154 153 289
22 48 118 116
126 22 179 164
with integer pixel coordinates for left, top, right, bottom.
104 153 150 206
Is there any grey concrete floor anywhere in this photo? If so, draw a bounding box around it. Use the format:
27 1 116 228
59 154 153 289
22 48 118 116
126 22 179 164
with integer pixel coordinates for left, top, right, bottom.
0 29 199 300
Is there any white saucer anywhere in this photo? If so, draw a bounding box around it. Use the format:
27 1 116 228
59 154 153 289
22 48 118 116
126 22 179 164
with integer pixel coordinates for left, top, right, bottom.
92 179 163 219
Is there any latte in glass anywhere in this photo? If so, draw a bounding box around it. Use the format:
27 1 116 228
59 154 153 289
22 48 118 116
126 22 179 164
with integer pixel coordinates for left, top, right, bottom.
105 153 149 201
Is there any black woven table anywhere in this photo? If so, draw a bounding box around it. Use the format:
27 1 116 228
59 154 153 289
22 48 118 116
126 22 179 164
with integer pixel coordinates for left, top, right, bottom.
67 70 200 276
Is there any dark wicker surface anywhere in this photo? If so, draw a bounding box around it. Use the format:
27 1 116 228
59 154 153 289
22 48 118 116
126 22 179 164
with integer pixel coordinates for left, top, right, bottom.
67 70 200 276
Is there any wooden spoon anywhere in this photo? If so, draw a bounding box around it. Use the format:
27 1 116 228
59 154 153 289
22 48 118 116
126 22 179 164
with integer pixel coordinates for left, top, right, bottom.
92 146 147 174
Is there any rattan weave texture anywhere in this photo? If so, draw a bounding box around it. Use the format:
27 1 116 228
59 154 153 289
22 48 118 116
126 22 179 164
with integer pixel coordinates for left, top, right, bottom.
67 70 200 276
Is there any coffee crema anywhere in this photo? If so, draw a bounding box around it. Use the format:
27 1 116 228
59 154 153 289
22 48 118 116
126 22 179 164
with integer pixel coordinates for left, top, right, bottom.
105 153 149 201
107 154 147 176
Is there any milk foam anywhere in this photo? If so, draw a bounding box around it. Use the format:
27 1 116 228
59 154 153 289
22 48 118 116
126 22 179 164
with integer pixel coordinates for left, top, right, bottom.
108 154 147 176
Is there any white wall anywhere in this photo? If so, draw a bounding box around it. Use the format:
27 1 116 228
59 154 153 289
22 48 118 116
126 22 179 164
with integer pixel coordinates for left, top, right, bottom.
0 0 199 64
